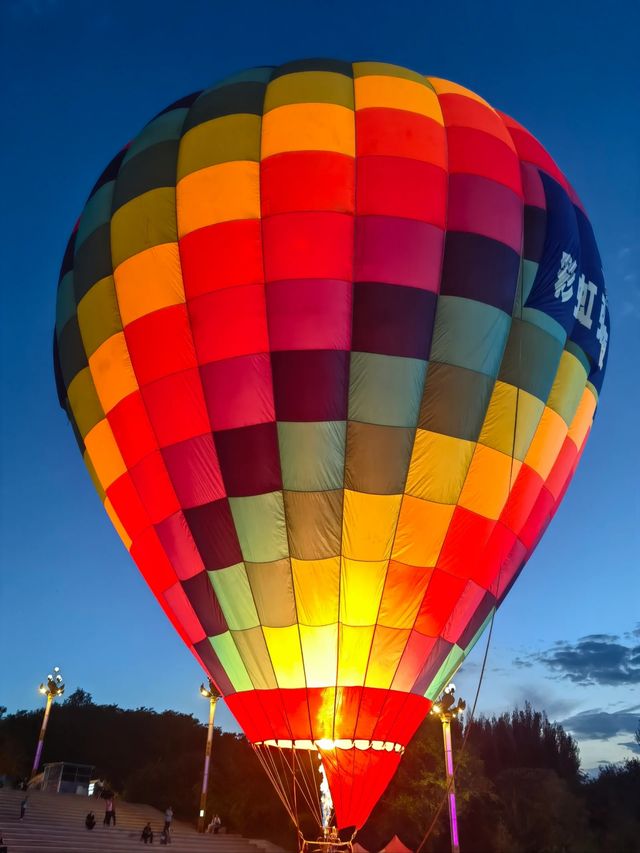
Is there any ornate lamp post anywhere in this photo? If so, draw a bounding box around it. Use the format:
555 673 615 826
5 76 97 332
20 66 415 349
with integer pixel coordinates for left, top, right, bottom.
31 667 65 777
197 680 220 832
431 683 466 853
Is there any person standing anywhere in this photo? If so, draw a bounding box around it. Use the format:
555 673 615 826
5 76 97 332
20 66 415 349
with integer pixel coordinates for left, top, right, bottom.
19 796 28 820
103 797 114 826
163 805 173 835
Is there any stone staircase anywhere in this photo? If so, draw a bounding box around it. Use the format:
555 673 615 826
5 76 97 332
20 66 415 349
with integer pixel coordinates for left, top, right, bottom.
0 789 288 853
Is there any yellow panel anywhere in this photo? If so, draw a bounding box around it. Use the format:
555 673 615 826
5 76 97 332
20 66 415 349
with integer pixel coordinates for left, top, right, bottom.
111 188 177 268
392 497 455 566
84 418 126 490
567 387 597 450
547 350 588 426
115 242 185 326
524 406 568 480
405 430 475 504
176 161 260 237
104 496 132 550
365 626 410 689
340 558 388 626
337 624 375 687
479 381 545 460
178 114 262 179
342 491 402 561
263 625 306 689
458 444 520 520
88 332 138 414
354 76 443 123
300 624 338 688
261 103 355 158
292 557 340 625
427 76 492 107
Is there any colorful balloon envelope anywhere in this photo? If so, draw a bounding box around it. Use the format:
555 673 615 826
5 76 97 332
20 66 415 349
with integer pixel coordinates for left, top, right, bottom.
54 60 609 831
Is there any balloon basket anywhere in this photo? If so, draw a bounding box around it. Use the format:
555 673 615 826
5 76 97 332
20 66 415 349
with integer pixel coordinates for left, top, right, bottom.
300 840 353 852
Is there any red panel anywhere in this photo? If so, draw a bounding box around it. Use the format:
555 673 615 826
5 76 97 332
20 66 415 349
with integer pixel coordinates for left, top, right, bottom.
130 525 177 595
200 353 275 430
545 436 578 501
414 570 467 636
161 433 226 509
180 219 264 298
129 450 181 524
437 507 496 578
445 126 522 195
447 173 523 253
354 216 444 290
438 93 513 143
190 284 269 364
356 157 446 225
125 304 198 386
521 161 546 210
519 486 555 551
141 368 210 447
323 746 402 829
106 471 149 540
263 212 353 282
500 463 544 536
107 391 157 469
497 111 569 191
392 631 438 691
266 279 352 351
162 582 206 644
155 511 206 580
356 108 447 167
442 580 486 644
261 151 354 216
471 521 517 589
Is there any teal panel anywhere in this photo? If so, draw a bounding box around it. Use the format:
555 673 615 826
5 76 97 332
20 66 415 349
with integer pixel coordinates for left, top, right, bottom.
424 643 465 700
208 564 260 631
229 492 289 563
429 296 511 378
56 271 77 336
76 182 114 250
349 352 427 427
123 108 189 164
278 421 346 491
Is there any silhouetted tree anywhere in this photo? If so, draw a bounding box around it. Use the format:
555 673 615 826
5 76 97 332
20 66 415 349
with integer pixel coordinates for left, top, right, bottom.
63 688 94 707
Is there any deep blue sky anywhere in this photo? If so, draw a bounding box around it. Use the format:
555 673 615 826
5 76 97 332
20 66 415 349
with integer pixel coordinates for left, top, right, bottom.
1 0 638 768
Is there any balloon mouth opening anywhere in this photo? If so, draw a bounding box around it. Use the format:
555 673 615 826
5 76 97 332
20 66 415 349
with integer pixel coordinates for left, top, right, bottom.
255 738 405 754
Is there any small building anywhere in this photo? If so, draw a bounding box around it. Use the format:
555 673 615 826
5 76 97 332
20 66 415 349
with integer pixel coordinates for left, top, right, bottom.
41 762 95 795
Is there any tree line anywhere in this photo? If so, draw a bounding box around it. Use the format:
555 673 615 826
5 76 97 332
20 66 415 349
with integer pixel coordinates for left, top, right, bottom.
0 692 638 851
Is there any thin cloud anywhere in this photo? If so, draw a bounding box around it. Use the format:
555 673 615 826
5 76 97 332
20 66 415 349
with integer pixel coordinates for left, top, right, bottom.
521 632 640 686
560 707 640 740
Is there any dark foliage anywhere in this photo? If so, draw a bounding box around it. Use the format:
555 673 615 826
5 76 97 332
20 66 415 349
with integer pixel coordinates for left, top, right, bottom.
1 696 638 852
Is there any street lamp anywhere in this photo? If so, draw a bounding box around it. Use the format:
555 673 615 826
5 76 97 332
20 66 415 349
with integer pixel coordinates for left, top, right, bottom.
32 667 65 777
431 683 466 853
197 680 220 832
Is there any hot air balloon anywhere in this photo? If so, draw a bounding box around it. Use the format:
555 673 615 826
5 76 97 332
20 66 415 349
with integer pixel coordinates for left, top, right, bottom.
53 59 609 847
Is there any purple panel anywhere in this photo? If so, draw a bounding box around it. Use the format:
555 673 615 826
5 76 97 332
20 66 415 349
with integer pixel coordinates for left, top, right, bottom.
182 571 228 637
155 511 205 580
161 433 225 509
351 282 437 359
214 421 282 497
200 353 275 431
411 636 453 696
440 231 520 314
447 174 523 253
354 216 444 291
271 350 349 421
457 590 495 649
266 279 352 351
194 638 236 695
523 205 546 263
183 499 243 570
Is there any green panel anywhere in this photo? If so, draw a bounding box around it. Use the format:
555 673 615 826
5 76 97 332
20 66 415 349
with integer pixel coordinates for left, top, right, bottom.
56 271 77 337
278 421 346 491
264 71 354 111
178 114 262 179
77 276 122 356
123 108 189 164
499 318 564 402
547 351 588 425
229 492 288 563
209 632 253 692
213 67 274 88
419 362 494 442
113 140 179 212
521 306 566 344
353 61 427 85
424 644 465 700
429 296 511 378
67 368 104 438
76 182 114 250
521 258 539 306
349 353 427 428
565 339 591 375
208 564 260 630
246 559 297 628
110 188 177 268
231 626 278 690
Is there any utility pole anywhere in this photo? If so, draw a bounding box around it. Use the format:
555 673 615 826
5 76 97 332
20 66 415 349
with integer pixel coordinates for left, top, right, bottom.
32 667 65 777
431 683 466 853
198 680 220 832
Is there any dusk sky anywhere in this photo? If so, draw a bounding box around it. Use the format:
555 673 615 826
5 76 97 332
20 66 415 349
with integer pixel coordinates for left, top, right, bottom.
1 0 638 771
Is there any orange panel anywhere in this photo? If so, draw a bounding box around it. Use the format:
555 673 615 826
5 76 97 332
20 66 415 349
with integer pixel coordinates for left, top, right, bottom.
524 406 568 480
458 444 520 520
104 496 132 550
427 77 491 107
84 418 127 490
378 561 433 629
365 626 411 689
262 103 355 157
176 161 260 236
115 242 185 326
392 497 455 567
567 387 597 449
88 332 138 414
355 75 443 123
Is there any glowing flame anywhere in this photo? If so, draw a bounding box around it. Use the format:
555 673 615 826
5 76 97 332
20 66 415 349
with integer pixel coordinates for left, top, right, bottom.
316 738 335 751
318 752 334 830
